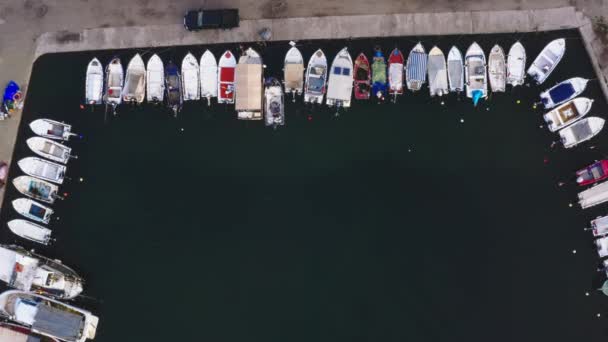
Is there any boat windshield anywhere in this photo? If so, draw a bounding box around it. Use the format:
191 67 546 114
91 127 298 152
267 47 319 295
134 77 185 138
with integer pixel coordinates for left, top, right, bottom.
310 66 325 76
29 204 47 219
28 182 51 198
48 125 64 137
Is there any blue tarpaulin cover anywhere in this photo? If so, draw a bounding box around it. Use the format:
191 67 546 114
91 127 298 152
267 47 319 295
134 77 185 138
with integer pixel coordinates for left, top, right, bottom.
548 82 575 104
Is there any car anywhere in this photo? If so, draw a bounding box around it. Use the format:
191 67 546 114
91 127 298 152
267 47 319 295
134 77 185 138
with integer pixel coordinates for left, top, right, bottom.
183 9 239 31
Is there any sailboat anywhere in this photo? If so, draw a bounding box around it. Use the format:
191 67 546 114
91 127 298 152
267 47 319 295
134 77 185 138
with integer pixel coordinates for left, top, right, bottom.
235 47 263 120
353 53 371 100
12 198 53 224
527 38 565 84
200 50 218 106
388 48 404 101
464 42 487 106
7 220 52 245
304 49 328 104
506 42 526 87
84 58 103 105
18 157 66 184
146 54 165 103
488 44 506 92
165 61 183 116
447 46 464 93
26 137 73 164
264 77 285 128
326 47 353 108
284 43 304 101
371 48 387 101
122 54 146 104
406 42 427 91
218 50 237 104
181 52 200 101
12 176 59 204
29 119 77 141
103 57 123 113
427 46 448 97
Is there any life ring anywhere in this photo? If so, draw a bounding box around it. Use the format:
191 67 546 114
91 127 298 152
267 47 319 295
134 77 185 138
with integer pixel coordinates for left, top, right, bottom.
13 92 22 102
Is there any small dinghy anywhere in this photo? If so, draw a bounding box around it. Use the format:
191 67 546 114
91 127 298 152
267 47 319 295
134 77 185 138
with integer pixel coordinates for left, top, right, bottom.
200 50 218 106
235 47 263 120
84 58 103 105
218 50 237 104
427 46 448 97
465 42 487 106
29 119 77 141
543 97 594 132
284 43 304 101
506 41 526 87
103 57 123 113
12 176 59 204
540 77 589 109
527 38 565 84
12 198 53 224
264 77 285 127
26 137 73 164
353 53 371 100
122 54 146 104
165 61 183 116
388 48 404 101
146 54 164 103
447 46 464 93
488 44 506 92
18 157 66 184
7 220 52 245
304 49 328 104
406 42 427 91
559 117 605 148
326 47 353 108
577 160 608 186
1 81 23 117
371 48 387 101
181 52 200 101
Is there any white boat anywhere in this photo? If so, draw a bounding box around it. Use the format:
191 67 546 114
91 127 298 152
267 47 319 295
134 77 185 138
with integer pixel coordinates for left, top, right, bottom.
559 117 604 148
200 50 218 106
12 198 53 224
488 44 506 92
18 157 66 184
597 236 608 258
326 47 353 108
388 48 405 101
103 57 123 113
12 176 59 204
427 46 448 97
181 52 200 101
464 42 487 106
284 43 304 101
122 54 146 104
26 137 73 164
580 180 608 209
146 54 164 103
589 215 608 237
527 38 565 84
506 41 526 87
540 77 589 109
304 49 328 104
264 77 285 127
447 46 464 92
0 290 98 342
7 220 52 245
218 50 237 104
406 42 427 91
84 58 103 105
543 97 594 132
0 244 83 299
235 48 263 120
30 119 77 141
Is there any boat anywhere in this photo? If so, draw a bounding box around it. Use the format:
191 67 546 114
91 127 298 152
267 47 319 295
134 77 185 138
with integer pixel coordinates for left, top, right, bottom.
371 48 387 101
264 77 285 127
218 50 237 104
577 159 608 186
303 49 328 104
0 244 83 299
353 53 371 100
84 58 103 105
0 321 59 342
506 41 526 87
427 46 448 97
103 57 123 113
326 47 353 108
122 54 146 104
464 42 487 106
165 61 182 116
447 46 464 93
181 52 200 101
12 176 59 204
7 220 52 245
559 117 604 148
597 236 608 257
543 97 594 132
0 81 23 117
388 48 404 101
18 157 66 185
406 42 427 91
488 44 506 92
580 180 608 209
26 137 73 164
588 215 608 237
200 50 218 106
12 198 53 224
235 47 263 120
540 77 589 109
284 43 304 101
0 290 98 342
29 119 77 141
527 38 565 84
146 54 164 103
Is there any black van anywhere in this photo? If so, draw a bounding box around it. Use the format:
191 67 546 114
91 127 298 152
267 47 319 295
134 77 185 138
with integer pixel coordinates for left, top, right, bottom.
183 9 239 31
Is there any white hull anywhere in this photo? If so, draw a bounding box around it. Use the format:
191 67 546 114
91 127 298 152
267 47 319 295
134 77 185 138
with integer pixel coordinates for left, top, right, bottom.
12 198 53 224
182 52 200 101
104 57 123 107
122 54 146 104
264 80 285 127
12 176 58 204
85 58 103 105
304 49 328 104
326 47 353 108
427 46 448 97
527 38 565 84
447 46 464 92
235 48 263 120
217 50 237 104
200 50 218 105
26 137 72 164
18 157 66 184
465 42 487 99
284 45 304 98
559 117 604 148
540 77 589 109
579 179 608 209
488 44 506 92
543 97 594 132
29 119 75 141
7 220 52 245
506 41 526 87
146 54 165 103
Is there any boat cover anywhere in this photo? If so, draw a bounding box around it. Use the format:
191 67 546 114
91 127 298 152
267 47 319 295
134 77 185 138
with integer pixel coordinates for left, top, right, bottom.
25 300 84 341
568 120 593 141
389 64 403 88
41 142 65 158
593 215 608 236
28 181 52 199
0 248 37 291
307 67 326 94
284 64 304 90
407 52 427 82
235 64 262 111
448 60 463 88
546 83 575 105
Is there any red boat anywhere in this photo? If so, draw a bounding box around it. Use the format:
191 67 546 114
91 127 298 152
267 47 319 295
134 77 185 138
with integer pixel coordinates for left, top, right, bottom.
576 159 608 186
218 50 237 104
353 53 371 100
388 48 404 101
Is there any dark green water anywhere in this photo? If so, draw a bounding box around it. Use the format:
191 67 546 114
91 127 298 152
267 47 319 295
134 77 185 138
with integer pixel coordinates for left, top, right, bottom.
2 29 608 341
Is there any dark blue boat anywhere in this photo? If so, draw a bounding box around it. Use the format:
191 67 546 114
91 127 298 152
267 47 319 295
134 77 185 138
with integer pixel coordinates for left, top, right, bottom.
165 61 183 116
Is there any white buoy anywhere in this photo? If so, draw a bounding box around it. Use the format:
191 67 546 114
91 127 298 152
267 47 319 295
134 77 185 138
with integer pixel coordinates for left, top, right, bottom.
586 292 590 296
79 177 84 182
597 313 601 318
569 203 573 207
180 128 184 132
573 249 577 254
460 118 464 123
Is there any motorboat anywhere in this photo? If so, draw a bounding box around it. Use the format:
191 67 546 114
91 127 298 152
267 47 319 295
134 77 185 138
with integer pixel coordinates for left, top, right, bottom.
488 44 506 92
597 236 608 258
326 47 353 108
506 41 526 87
18 157 66 184
235 47 263 120
427 46 448 97
577 159 608 186
527 38 565 84
12 198 53 224
12 176 59 204
406 42 427 91
146 54 164 103
580 180 608 209
29 119 77 141
465 42 487 106
218 50 237 104
0 322 59 342
447 46 463 92
84 58 103 105
1 81 23 117
284 43 304 101
181 52 200 101
371 49 387 101
388 48 404 101
264 77 284 128
103 57 123 113
7 220 52 245
304 49 328 104
165 61 183 116
353 53 371 100
122 54 146 104
589 215 608 237
543 97 594 132
0 290 98 342
540 77 589 109
559 117 604 148
26 137 73 164
0 244 83 300
200 50 218 106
